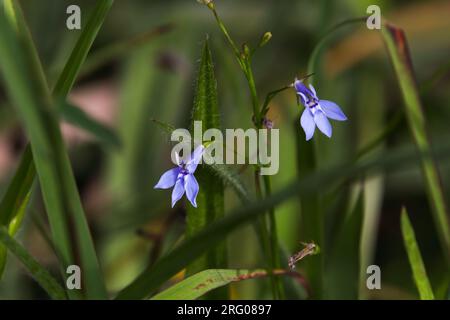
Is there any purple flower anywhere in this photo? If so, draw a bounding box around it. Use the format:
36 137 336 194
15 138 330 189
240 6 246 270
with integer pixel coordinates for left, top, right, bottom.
294 79 347 141
154 145 204 208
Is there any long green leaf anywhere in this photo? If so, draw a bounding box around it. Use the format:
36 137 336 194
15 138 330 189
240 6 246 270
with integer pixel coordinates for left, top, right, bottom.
400 208 435 300
0 147 34 278
60 101 121 148
151 269 305 300
381 23 450 266
186 39 226 299
52 0 114 97
0 227 66 300
115 140 450 299
0 2 112 299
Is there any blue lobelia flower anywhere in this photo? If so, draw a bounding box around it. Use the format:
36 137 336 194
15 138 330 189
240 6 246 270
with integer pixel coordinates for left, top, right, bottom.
154 145 204 208
294 78 347 141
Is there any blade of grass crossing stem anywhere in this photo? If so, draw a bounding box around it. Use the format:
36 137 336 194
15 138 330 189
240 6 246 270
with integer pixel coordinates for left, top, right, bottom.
381 23 450 266
186 40 227 299
400 208 435 300
151 269 306 300
115 141 450 299
0 9 108 299
0 147 34 278
0 227 66 300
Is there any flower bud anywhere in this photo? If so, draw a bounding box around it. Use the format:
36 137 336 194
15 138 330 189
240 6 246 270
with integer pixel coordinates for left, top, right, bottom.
258 32 272 47
197 0 214 9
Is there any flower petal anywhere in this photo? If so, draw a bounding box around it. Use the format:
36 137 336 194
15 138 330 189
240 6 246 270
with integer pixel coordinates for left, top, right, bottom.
320 100 347 121
300 108 316 141
171 178 185 207
154 167 180 189
186 145 205 173
309 84 318 98
314 110 332 138
294 79 311 97
185 174 199 207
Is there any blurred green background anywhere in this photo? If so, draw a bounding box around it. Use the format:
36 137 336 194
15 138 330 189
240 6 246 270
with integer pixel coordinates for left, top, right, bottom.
0 0 450 299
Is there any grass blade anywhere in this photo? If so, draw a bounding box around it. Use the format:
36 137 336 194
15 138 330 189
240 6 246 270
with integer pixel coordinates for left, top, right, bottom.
115 140 450 299
400 208 435 300
0 146 34 278
151 269 306 300
186 39 226 298
61 101 121 148
0 5 109 299
0 227 66 300
52 0 114 97
381 23 450 265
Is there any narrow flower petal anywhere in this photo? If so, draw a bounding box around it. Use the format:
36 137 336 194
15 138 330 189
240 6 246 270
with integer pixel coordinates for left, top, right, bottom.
186 145 205 173
309 84 318 98
300 108 316 141
154 167 180 189
294 79 311 97
314 110 332 138
171 178 185 207
319 100 347 121
185 174 199 207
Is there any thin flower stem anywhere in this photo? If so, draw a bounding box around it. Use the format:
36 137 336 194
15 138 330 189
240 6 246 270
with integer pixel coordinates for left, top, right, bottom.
206 3 285 299
263 175 285 299
254 172 279 299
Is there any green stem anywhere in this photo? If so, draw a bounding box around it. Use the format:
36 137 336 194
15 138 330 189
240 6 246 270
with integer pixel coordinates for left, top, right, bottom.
206 4 285 298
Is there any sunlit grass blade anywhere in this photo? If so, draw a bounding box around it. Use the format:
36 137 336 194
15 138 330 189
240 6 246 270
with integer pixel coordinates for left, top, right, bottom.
0 227 66 300
60 101 121 148
151 269 306 300
0 146 34 278
115 140 450 299
381 23 450 265
0 7 108 299
186 39 226 299
326 190 364 299
400 207 435 300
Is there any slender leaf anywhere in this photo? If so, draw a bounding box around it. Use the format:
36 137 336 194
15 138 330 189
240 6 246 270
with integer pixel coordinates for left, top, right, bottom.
0 147 34 278
151 269 306 300
186 39 226 299
115 140 450 299
381 23 450 265
0 3 111 299
0 227 66 300
53 0 114 97
401 208 435 300
60 101 121 148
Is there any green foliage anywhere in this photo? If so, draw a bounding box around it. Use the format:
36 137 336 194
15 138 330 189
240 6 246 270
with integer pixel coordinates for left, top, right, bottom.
381 23 450 266
0 227 66 300
152 269 304 300
186 39 226 298
401 208 435 300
